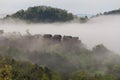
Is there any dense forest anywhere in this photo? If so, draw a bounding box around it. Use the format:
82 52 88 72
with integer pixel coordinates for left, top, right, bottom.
0 32 120 80
4 6 74 23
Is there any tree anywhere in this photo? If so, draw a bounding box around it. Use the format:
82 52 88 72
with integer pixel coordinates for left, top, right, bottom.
0 57 12 80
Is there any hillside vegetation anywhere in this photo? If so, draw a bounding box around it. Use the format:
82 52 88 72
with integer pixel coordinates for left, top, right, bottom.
104 8 120 15
94 8 120 17
5 6 74 23
0 33 120 80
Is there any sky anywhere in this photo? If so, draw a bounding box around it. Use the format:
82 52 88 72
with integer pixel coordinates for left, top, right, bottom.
0 0 120 15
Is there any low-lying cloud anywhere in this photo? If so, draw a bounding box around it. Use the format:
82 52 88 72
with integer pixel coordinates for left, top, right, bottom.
0 15 120 54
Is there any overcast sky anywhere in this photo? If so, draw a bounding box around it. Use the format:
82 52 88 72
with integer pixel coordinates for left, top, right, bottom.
0 0 120 15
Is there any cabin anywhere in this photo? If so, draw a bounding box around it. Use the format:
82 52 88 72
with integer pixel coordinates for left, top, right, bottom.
63 36 72 41
42 34 81 44
43 34 52 39
72 37 79 41
52 35 62 41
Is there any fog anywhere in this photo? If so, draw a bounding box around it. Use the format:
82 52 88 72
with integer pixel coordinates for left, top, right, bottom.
0 15 120 54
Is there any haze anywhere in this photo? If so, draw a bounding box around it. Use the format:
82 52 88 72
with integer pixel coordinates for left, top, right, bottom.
0 15 120 54
0 0 120 15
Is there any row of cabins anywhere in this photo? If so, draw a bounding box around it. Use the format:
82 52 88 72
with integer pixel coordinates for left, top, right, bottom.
43 34 81 43
24 34 81 44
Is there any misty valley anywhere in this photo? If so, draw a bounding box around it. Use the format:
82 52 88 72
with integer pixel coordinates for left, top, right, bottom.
0 32 119 80
0 5 120 80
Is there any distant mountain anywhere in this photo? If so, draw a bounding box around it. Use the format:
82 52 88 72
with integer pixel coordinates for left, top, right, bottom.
91 9 120 18
4 6 74 23
104 8 120 15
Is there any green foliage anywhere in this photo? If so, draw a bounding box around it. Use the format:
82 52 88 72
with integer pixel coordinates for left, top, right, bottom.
0 56 58 80
52 73 61 80
0 57 12 80
71 71 89 80
0 34 120 80
6 6 74 22
41 73 49 80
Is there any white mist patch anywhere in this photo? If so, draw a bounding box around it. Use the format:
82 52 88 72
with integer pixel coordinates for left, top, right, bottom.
0 15 120 54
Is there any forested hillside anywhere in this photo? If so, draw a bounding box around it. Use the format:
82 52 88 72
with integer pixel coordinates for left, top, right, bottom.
0 55 57 80
0 33 120 80
104 8 120 15
5 6 74 22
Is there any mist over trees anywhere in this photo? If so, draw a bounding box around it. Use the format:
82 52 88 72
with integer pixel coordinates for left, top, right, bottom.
0 5 120 80
0 32 120 80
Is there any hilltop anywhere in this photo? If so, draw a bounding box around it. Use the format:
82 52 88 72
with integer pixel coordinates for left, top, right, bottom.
94 8 120 17
4 6 74 23
104 8 120 15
